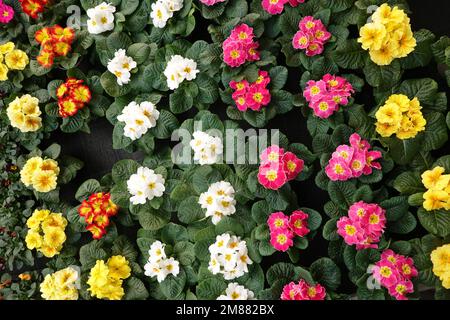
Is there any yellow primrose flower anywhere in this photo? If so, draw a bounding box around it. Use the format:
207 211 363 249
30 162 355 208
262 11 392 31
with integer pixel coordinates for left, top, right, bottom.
41 213 67 232
39 159 60 175
0 42 14 54
43 228 66 248
422 167 450 191
386 94 411 112
360 4 415 66
375 103 402 124
40 244 59 258
5 49 29 70
25 230 42 249
393 29 416 58
26 215 41 230
0 63 7 81
31 169 58 193
88 257 130 300
375 94 426 139
20 156 43 186
369 42 396 66
423 189 449 211
40 267 79 300
107 255 131 280
32 209 51 222
7 95 42 132
358 22 387 51
431 244 450 289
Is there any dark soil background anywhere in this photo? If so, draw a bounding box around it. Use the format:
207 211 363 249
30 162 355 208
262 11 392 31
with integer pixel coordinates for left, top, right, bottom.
44 1 450 296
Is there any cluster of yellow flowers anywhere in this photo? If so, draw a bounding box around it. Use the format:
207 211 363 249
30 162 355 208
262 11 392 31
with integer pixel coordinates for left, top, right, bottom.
40 267 79 300
25 209 68 258
421 166 450 211
431 244 450 289
87 256 131 300
7 94 42 133
375 94 426 139
20 156 59 193
0 42 29 81
358 4 416 66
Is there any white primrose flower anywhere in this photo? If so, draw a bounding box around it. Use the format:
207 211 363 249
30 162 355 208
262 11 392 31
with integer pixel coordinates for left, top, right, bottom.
144 241 180 283
166 0 184 12
86 2 116 34
217 283 256 300
198 181 236 225
208 233 252 280
117 101 160 140
150 0 184 29
107 49 137 86
189 131 223 165
163 55 199 90
150 1 172 28
127 167 165 205
148 241 167 263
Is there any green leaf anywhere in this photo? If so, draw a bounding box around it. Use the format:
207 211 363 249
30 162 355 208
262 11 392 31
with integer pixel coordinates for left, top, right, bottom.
382 135 425 165
393 171 423 194
196 278 227 300
177 196 204 224
111 159 140 183
381 196 409 222
269 66 288 90
333 39 366 69
417 208 450 237
328 181 356 209
138 206 171 231
173 242 196 266
322 218 340 241
398 78 438 105
127 43 150 64
215 217 245 237
160 269 186 299
310 257 341 291
75 179 101 202
388 212 416 234
170 87 194 114
363 59 402 88
422 112 448 151
124 277 149 300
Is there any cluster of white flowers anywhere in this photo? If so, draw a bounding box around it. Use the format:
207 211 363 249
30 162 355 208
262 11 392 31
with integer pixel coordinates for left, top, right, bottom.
117 101 160 140
150 0 184 29
107 49 137 86
189 131 223 165
199 181 236 225
144 241 180 283
208 233 252 280
163 55 199 90
87 2 116 34
217 283 256 300
127 167 165 205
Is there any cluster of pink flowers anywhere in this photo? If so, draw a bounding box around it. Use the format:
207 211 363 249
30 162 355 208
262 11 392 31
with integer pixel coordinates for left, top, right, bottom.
292 16 331 56
257 146 304 190
325 133 382 181
303 74 354 119
199 0 226 6
0 1 14 24
372 250 418 300
337 201 386 250
281 279 326 300
267 210 310 252
230 70 271 112
223 24 260 68
261 0 305 15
